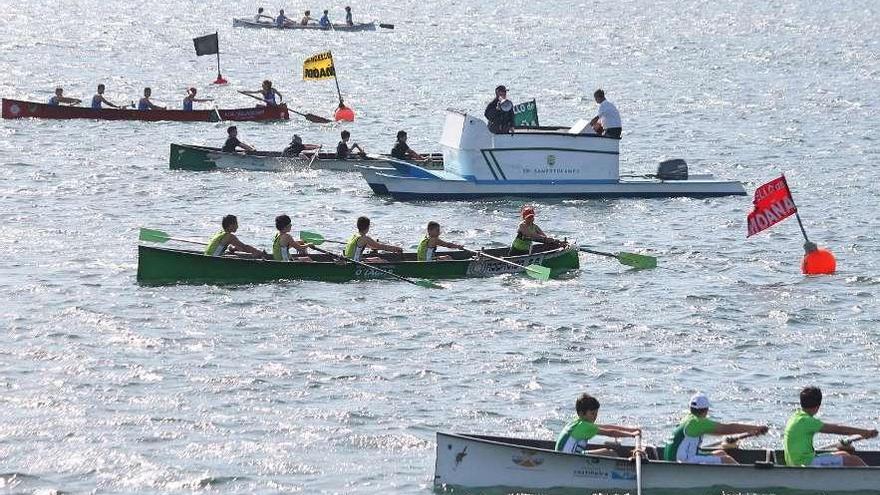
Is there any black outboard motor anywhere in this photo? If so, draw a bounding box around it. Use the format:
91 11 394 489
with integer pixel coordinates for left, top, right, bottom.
656 159 688 180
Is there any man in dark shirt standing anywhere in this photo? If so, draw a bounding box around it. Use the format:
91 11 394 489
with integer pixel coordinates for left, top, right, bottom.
391 130 425 161
222 126 255 152
484 85 515 134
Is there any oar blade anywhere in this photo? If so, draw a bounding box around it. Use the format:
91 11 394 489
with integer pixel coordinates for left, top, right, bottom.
379 23 395 29
416 279 444 289
139 227 170 243
617 252 657 269
299 230 326 245
305 113 333 124
525 264 552 281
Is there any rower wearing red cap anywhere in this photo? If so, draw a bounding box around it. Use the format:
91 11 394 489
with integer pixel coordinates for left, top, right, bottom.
510 206 565 256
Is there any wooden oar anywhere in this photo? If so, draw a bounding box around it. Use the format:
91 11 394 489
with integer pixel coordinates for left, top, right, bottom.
702 430 762 450
579 247 658 269
818 435 866 451
308 245 443 289
634 434 643 495
461 247 551 281
299 231 346 245
304 144 322 168
237 90 332 123
139 227 206 246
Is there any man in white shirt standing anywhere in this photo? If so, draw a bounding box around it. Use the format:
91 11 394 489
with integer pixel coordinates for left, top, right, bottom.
588 89 622 138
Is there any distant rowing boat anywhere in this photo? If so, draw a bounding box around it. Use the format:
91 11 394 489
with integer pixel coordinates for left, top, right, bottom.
169 143 444 172
1 98 289 122
232 18 377 31
137 244 579 285
435 432 880 493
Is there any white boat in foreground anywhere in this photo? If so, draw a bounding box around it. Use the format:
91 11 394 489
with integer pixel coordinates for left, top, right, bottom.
435 432 880 493
360 110 747 200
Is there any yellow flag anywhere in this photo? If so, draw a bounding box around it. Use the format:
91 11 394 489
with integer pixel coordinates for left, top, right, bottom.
303 51 335 80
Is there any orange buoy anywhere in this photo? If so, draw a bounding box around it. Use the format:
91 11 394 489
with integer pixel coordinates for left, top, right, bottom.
335 106 355 122
801 242 836 275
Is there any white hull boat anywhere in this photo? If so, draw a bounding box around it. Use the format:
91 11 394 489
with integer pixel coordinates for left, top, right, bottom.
435 432 880 493
359 110 747 200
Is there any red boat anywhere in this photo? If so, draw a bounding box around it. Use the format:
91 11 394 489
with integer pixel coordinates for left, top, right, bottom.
1 98 289 122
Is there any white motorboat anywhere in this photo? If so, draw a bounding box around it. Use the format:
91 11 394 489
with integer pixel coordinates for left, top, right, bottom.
359 110 747 200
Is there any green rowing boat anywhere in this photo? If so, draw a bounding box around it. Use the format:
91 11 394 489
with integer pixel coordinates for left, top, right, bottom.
136 244 579 285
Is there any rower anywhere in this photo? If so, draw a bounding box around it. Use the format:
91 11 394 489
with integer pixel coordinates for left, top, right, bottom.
275 9 292 27
204 214 266 258
241 80 282 107
664 393 769 465
344 6 354 26
222 125 255 152
484 85 514 134
319 9 331 28
138 87 165 110
784 386 878 467
588 89 622 138
555 393 641 456
272 214 312 262
510 206 564 256
282 134 320 157
391 130 425 161
255 7 273 23
182 87 212 111
91 84 119 109
344 216 403 263
48 87 81 106
417 221 463 262
301 10 315 25
336 130 365 160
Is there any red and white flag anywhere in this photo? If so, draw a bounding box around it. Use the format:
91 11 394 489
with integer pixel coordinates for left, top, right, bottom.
747 176 798 237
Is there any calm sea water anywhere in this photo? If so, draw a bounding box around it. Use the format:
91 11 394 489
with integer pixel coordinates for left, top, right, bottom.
2 1 879 493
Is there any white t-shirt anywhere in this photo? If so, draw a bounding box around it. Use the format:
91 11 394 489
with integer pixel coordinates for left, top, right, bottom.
597 100 621 129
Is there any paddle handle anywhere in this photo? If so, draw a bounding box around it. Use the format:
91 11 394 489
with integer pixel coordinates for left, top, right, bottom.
702 430 761 450
238 90 266 104
818 435 865 451
168 236 208 246
309 245 422 287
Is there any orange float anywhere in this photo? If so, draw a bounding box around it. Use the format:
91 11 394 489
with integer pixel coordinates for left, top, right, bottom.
801 242 836 275
335 106 355 122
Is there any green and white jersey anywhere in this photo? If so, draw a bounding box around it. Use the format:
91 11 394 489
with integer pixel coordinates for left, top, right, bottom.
664 414 718 461
555 418 600 453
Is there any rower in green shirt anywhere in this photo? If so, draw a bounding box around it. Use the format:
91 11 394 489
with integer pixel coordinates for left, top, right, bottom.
417 221 463 261
784 386 877 467
555 393 641 456
272 214 312 262
204 214 266 258
664 393 768 464
344 216 403 262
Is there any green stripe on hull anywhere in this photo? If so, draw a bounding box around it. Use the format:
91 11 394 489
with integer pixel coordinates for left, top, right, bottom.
136 245 579 285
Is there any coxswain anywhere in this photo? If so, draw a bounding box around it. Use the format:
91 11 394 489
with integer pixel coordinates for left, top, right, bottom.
319 10 331 28
556 393 641 456
138 87 165 110
417 221 463 262
222 125 255 152
91 84 119 109
664 393 769 465
182 87 212 111
784 386 878 467
242 80 282 107
204 214 267 258
510 206 564 256
344 6 354 26
390 130 425 161
301 10 315 25
344 216 403 263
275 9 292 27
336 130 365 159
484 85 514 134
588 89 622 138
255 7 273 23
272 214 312 262
281 134 320 157
48 87 81 106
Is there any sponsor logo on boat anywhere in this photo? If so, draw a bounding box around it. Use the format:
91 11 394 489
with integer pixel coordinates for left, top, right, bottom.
610 469 636 480
573 462 608 479
9 103 20 115
223 109 270 118
546 154 556 166
466 254 545 277
521 166 578 175
511 449 544 468
354 266 394 278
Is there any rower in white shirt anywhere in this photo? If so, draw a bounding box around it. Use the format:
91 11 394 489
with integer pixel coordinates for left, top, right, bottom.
588 89 622 138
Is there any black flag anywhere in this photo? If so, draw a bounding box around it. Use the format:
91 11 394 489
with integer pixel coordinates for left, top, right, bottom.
193 33 219 56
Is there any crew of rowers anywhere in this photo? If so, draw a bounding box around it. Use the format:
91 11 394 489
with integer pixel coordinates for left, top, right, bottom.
220 126 423 163
558 387 878 467
203 206 566 263
47 85 215 111
256 6 356 28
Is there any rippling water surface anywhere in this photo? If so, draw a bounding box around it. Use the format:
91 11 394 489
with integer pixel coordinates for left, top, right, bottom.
2 1 880 493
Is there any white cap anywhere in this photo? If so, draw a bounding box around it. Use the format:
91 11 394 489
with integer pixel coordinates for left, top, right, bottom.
690 393 710 410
